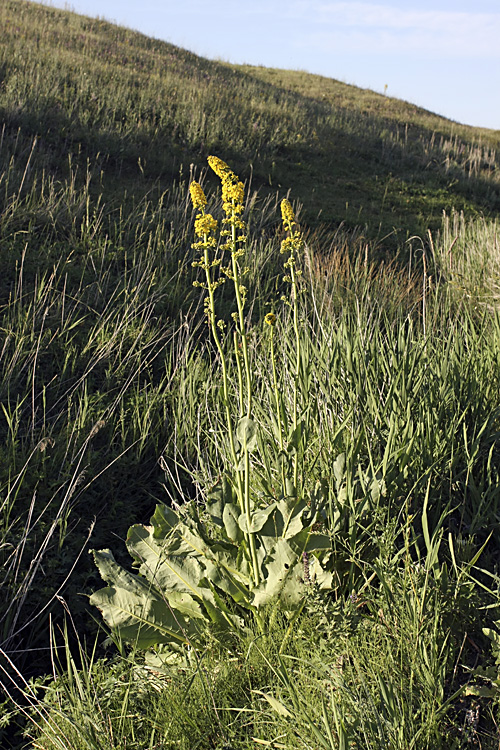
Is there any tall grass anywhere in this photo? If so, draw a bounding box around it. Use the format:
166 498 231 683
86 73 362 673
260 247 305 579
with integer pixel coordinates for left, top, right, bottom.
430 210 500 308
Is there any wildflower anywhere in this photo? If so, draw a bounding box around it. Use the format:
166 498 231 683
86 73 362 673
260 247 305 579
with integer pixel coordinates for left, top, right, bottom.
208 156 245 215
207 155 233 181
281 198 297 227
222 179 245 209
208 155 247 252
194 213 218 238
280 198 303 255
189 181 207 210
264 313 276 326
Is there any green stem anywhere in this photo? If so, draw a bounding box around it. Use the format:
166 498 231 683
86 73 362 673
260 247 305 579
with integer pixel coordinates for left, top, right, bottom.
233 330 244 418
290 253 301 495
244 434 260 585
201 237 253 576
230 245 252 416
203 241 240 481
229 212 259 585
270 325 286 496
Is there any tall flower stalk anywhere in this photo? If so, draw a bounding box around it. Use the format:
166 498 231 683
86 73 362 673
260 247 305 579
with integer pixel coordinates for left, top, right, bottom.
189 161 260 585
280 199 304 495
91 159 334 654
207 156 253 418
189 181 238 465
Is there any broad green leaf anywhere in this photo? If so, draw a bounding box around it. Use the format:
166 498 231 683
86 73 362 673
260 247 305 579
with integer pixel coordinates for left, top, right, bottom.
90 585 192 648
370 477 386 503
205 498 224 526
202 555 252 606
223 502 244 543
277 498 309 539
206 476 236 524
288 528 331 555
235 417 258 452
252 539 303 609
92 548 151 595
127 525 211 602
333 453 345 486
150 504 178 539
337 487 347 504
308 555 334 589
166 590 206 620
238 503 276 534
465 685 497 698
174 523 210 558
90 549 196 648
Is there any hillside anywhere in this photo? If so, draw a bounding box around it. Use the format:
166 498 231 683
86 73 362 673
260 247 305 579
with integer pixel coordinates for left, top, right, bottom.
1 0 499 248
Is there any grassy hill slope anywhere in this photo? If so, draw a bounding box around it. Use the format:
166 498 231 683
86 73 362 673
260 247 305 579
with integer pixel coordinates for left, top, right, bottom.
1 0 499 248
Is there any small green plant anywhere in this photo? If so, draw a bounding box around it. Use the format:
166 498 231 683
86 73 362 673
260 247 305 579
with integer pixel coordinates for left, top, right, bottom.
90 157 333 653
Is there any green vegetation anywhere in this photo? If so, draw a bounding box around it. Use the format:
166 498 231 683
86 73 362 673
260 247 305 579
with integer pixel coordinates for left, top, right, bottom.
1 1 500 748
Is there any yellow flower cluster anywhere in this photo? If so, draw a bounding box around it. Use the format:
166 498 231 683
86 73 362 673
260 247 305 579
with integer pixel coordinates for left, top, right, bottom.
264 312 277 326
280 198 303 255
189 181 207 210
281 199 296 227
189 180 217 247
208 155 245 219
194 213 218 238
223 179 245 209
207 155 231 180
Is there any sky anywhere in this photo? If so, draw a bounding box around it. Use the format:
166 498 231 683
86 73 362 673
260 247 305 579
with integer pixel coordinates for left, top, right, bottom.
40 0 500 130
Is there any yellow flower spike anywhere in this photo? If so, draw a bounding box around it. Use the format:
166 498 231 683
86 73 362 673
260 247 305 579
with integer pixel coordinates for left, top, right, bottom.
209 156 245 215
264 313 276 326
226 180 245 204
280 198 303 255
281 198 296 226
189 181 207 210
208 155 233 181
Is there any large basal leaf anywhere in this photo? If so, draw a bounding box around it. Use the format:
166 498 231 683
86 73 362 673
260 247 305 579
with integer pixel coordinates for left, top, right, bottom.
128 525 210 598
288 528 331 555
308 555 334 589
252 539 304 610
277 498 311 539
128 524 235 629
209 543 253 585
90 549 198 649
202 554 253 607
